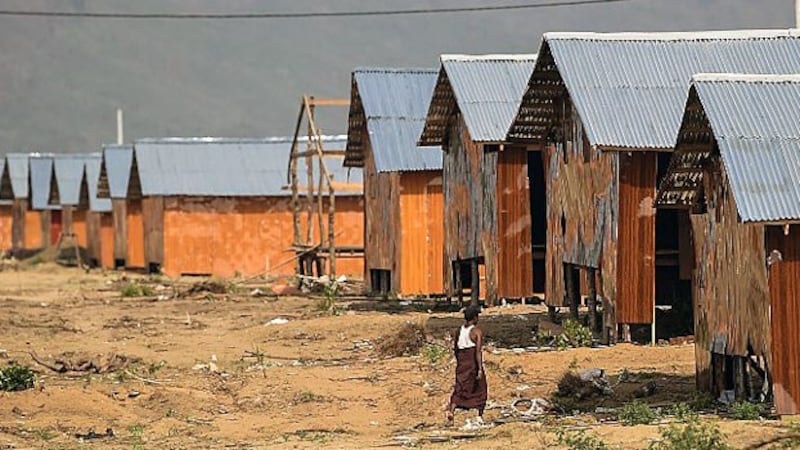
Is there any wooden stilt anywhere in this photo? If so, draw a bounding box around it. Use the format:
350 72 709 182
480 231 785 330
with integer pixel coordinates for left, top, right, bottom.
470 259 480 307
587 267 598 332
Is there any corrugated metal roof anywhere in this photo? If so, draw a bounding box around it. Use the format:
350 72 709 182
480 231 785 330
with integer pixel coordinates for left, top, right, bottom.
51 154 98 206
132 137 362 197
4 153 30 199
694 74 800 223
420 54 537 145
100 144 133 199
30 155 57 211
508 29 800 149
83 155 112 212
346 68 442 173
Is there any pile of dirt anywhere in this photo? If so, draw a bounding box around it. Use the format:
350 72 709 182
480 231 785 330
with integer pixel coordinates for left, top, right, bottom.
180 280 231 297
375 322 428 358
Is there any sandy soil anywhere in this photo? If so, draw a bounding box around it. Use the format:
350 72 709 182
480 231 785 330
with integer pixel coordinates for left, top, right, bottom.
0 265 792 449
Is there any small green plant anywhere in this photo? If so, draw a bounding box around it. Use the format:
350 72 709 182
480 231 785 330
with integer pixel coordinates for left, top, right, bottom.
668 402 697 422
618 400 658 426
689 392 717 411
293 391 325 404
0 364 36 391
728 400 761 420
30 428 57 441
120 283 154 298
555 427 608 450
166 408 178 418
648 417 730 450
315 281 342 315
420 344 448 365
562 319 593 347
147 360 166 376
128 424 145 450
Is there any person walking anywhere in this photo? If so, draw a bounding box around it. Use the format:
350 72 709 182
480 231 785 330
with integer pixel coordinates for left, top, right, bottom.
446 306 487 425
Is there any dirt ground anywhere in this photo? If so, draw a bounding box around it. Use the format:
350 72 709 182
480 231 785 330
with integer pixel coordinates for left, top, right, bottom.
0 265 793 449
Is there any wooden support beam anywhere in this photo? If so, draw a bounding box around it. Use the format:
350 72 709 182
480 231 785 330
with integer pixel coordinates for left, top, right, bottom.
292 150 347 158
307 98 349 107
587 267 599 333
470 260 480 308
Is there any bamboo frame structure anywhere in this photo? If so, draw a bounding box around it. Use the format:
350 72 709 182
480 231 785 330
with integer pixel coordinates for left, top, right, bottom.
287 96 355 279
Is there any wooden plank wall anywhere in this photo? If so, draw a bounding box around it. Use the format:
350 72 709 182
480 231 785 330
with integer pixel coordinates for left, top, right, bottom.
73 209 88 248
443 113 498 303
12 199 26 249
616 152 656 324
143 196 164 269
126 199 145 268
496 146 533 298
160 196 364 278
768 224 800 416
40 210 53 247
100 213 114 268
86 210 102 265
690 156 770 392
546 98 618 332
363 128 401 290
22 209 42 249
112 199 127 265
399 171 444 296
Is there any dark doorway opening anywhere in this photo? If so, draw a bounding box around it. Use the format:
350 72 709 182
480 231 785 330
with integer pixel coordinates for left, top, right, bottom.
370 269 391 295
528 151 546 294
655 152 694 340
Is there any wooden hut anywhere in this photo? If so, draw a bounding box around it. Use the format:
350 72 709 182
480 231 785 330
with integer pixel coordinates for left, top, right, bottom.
97 144 135 269
49 154 97 249
418 54 537 306
29 155 59 248
0 153 46 250
344 67 444 296
506 30 800 342
79 155 113 268
126 137 364 278
657 73 800 414
0 159 15 251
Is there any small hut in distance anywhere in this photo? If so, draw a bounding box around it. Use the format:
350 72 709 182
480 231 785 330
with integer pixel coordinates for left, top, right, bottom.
657 73 800 415
344 67 444 297
419 54 538 306
125 137 364 278
97 144 134 268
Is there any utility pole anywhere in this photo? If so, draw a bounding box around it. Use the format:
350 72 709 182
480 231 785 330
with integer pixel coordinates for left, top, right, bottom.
116 108 124 145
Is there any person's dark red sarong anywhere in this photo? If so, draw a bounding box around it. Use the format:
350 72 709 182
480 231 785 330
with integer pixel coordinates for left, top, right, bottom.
450 346 487 410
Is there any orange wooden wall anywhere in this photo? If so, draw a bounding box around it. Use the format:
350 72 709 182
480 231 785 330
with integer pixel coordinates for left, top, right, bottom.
617 152 657 324
127 200 145 268
100 214 114 269
24 210 43 249
398 171 444 295
73 209 88 247
160 196 364 278
497 147 534 299
768 225 800 416
0 206 12 251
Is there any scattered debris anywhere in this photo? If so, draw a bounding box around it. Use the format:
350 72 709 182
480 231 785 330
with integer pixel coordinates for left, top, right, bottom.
180 280 231 298
375 322 428 358
30 352 135 375
266 317 289 326
633 380 658 398
511 398 551 417
75 428 115 441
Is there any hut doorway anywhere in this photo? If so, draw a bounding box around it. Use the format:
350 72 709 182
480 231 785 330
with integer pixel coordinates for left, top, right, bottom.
528 150 546 295
654 152 694 340
452 258 485 306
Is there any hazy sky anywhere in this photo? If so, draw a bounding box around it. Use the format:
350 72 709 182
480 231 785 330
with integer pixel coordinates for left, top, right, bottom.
0 0 794 153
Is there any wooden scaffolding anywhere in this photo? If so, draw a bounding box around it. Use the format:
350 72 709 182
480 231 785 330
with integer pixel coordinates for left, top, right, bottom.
288 95 361 279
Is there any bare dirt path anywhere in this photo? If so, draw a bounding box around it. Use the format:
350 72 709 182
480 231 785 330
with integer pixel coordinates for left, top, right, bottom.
0 265 790 449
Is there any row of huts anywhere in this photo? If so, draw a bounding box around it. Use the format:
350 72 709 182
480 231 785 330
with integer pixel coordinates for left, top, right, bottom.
0 27 797 415
345 29 800 415
0 139 365 278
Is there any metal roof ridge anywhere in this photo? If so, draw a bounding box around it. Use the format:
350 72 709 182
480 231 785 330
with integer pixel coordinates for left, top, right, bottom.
135 135 348 144
693 73 800 83
354 67 438 74
441 54 537 62
545 29 800 41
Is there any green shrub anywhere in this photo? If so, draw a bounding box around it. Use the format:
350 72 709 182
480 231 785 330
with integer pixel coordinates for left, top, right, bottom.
618 400 658 426
728 401 761 420
648 417 729 450
120 283 154 298
555 428 608 450
420 344 448 365
668 402 697 422
689 392 717 411
0 364 36 391
562 319 593 347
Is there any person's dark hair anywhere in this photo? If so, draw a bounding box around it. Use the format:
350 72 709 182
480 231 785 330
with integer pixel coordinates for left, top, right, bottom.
464 306 480 322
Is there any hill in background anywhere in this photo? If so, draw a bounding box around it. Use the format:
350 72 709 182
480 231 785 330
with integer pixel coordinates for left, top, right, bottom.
0 0 793 153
